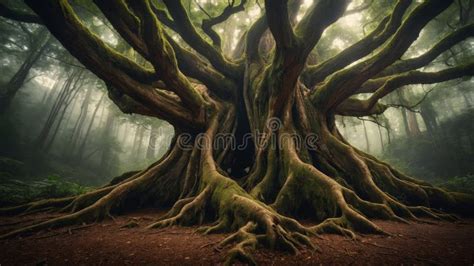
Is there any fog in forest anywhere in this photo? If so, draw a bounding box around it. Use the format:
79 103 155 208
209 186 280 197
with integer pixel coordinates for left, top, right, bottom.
0 0 473 206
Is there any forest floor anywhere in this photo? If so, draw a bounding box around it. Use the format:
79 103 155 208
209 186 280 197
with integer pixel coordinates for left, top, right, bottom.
0 209 473 265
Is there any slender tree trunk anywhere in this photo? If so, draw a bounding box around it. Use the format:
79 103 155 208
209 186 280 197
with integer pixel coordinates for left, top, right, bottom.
132 124 145 156
377 123 384 152
43 74 83 152
420 101 438 134
69 85 93 153
0 29 50 113
136 125 146 158
386 127 391 144
146 122 159 159
407 111 421 136
396 90 412 137
35 70 78 149
461 90 472 109
99 108 116 173
77 93 106 160
362 120 370 153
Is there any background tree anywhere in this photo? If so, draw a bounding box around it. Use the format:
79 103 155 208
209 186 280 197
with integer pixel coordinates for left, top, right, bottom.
0 0 473 264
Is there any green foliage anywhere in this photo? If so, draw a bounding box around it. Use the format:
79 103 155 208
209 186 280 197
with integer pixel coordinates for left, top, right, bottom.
436 175 474 194
0 157 25 176
0 174 90 207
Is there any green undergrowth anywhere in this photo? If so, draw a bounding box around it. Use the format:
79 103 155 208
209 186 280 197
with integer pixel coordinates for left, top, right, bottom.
0 174 91 207
435 174 474 195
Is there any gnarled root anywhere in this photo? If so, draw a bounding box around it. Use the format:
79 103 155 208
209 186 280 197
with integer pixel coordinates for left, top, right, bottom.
148 186 211 228
148 167 315 265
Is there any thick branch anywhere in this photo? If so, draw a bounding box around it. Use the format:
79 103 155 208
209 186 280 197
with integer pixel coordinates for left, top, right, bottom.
376 23 474 77
357 23 474 93
94 1 148 58
264 0 297 50
302 0 412 87
344 0 374 16
310 0 454 111
127 0 207 112
336 98 388 117
245 15 267 62
295 0 349 57
25 0 203 130
340 61 474 116
201 0 247 49
167 36 237 99
162 0 242 79
242 0 301 62
367 61 474 107
0 2 42 24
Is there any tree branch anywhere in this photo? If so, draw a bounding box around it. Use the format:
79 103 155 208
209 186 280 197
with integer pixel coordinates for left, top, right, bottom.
344 0 374 16
127 0 207 112
244 15 267 62
339 61 474 116
357 23 474 94
0 2 42 24
336 97 388 116
96 1 235 100
94 0 148 58
366 61 474 107
264 0 297 51
167 36 237 100
25 0 203 130
302 0 412 87
375 23 474 78
310 0 454 111
201 0 247 49
162 0 242 79
295 0 349 57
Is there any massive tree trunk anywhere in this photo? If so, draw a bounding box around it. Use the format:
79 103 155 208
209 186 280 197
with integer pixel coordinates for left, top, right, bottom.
1 0 474 264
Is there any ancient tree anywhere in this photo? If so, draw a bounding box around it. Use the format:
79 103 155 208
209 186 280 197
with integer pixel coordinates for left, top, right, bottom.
1 0 474 264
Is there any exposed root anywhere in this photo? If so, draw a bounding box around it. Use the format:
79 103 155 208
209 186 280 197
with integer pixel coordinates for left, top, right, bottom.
196 218 231 234
60 186 117 213
0 151 178 239
319 132 463 224
1 107 470 266
218 222 258 266
0 197 75 216
148 186 211 228
147 162 315 265
311 218 357 239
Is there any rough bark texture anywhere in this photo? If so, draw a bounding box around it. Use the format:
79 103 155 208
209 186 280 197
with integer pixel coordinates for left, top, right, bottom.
1 0 473 264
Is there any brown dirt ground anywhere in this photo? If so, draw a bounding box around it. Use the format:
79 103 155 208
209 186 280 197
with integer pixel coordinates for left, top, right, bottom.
0 209 473 265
